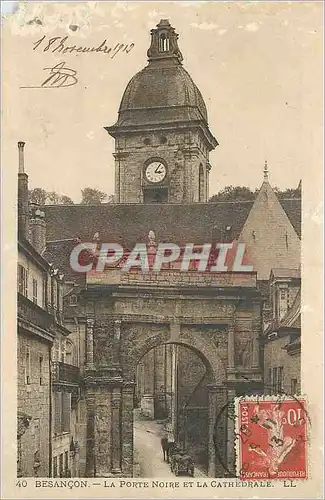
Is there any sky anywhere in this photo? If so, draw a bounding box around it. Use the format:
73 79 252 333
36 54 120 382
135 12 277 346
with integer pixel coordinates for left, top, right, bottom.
2 1 323 202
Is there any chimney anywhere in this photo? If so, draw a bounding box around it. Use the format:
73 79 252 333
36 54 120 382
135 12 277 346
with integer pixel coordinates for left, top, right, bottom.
17 141 29 238
29 206 47 255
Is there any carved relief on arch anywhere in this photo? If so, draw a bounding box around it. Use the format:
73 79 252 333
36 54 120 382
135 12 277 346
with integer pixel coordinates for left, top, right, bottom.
93 318 114 366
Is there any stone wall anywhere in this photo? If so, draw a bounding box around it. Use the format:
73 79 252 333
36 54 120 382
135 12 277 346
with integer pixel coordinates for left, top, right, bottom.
263 335 301 395
17 333 51 477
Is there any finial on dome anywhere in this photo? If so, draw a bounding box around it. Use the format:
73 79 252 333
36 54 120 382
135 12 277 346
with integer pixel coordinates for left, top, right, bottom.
263 159 269 181
147 19 183 63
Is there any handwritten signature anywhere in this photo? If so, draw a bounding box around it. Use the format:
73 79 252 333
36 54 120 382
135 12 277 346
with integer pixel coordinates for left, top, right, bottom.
20 62 78 89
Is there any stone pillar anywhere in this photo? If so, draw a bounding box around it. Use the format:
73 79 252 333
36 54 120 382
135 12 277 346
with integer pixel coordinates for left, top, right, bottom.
113 320 121 365
121 383 134 476
210 386 228 477
207 385 218 477
171 344 178 440
252 301 262 368
141 350 155 418
86 318 94 368
228 321 235 369
94 390 112 477
85 389 96 477
226 389 236 475
111 388 122 474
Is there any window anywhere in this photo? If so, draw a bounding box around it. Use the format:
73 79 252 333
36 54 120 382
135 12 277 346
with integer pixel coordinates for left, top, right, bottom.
54 392 62 435
39 355 43 385
62 393 71 433
65 341 73 366
18 264 28 297
57 282 61 312
59 453 64 477
291 378 298 395
60 340 65 362
280 289 287 300
272 367 278 394
159 33 169 52
53 456 58 477
277 366 283 393
54 392 71 435
70 294 77 306
42 276 47 308
32 279 38 304
268 368 272 390
25 347 31 385
64 451 69 476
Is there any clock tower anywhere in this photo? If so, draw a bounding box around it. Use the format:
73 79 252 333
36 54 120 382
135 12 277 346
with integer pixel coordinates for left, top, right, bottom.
105 19 218 204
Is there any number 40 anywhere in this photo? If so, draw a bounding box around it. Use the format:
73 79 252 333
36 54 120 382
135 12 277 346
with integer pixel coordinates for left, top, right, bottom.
16 480 27 487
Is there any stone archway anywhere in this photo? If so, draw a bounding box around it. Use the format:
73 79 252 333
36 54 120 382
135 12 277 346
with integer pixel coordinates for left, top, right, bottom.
123 326 227 385
128 332 226 477
134 340 216 475
84 318 231 478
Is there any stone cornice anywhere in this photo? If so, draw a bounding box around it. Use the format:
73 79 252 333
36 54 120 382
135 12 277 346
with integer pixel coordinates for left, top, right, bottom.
113 152 130 160
105 121 218 151
84 366 123 388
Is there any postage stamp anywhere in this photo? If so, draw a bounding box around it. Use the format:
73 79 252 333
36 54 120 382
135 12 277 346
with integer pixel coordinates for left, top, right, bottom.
1 1 323 499
235 396 308 481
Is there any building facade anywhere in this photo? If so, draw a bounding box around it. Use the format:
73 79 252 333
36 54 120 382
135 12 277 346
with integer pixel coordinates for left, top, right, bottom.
262 269 301 396
17 142 81 477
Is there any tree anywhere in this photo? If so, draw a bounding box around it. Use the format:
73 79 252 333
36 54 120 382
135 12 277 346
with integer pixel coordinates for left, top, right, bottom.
46 191 60 205
273 187 301 199
60 195 74 205
28 188 47 205
81 188 107 205
209 185 301 202
209 186 257 203
28 189 74 205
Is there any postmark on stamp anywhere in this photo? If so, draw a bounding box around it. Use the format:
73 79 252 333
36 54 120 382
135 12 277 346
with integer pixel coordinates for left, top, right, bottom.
235 396 308 481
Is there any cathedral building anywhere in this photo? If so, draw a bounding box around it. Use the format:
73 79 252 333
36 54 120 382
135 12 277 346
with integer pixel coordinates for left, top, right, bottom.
17 19 301 478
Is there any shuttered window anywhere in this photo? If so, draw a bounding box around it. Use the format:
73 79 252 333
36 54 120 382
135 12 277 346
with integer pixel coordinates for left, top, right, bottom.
32 279 38 304
54 392 62 435
18 265 28 297
62 393 71 433
53 456 58 477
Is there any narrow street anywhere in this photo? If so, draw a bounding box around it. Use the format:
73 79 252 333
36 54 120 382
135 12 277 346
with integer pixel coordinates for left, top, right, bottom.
133 411 207 478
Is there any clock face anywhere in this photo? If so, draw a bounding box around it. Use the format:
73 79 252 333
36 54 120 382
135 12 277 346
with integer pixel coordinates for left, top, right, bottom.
145 161 167 183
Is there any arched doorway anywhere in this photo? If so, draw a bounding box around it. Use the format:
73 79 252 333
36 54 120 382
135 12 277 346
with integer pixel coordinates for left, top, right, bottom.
133 342 213 477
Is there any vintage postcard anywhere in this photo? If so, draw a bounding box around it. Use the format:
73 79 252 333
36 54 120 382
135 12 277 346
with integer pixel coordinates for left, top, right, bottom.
1 1 323 499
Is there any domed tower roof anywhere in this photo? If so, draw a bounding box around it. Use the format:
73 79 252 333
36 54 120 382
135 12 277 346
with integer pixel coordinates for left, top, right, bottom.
106 20 217 150
119 63 208 122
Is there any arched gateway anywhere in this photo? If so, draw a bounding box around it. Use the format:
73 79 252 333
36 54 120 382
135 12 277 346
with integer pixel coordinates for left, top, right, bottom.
82 263 262 478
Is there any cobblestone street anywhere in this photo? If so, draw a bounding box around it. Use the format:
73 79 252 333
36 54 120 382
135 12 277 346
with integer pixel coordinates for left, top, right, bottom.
134 412 207 478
